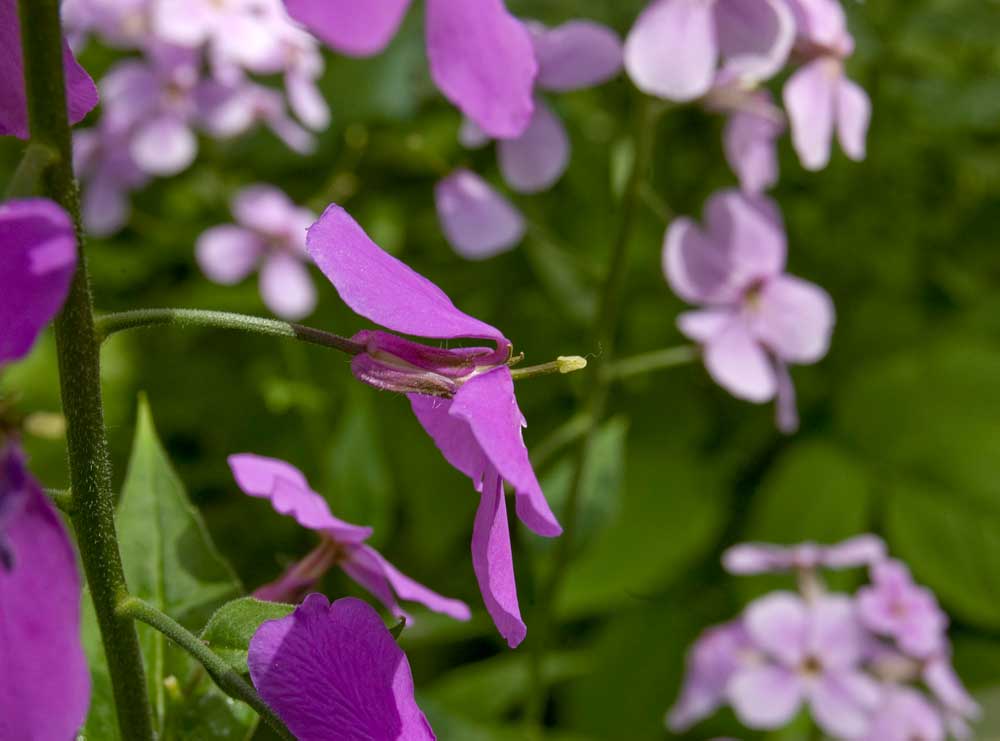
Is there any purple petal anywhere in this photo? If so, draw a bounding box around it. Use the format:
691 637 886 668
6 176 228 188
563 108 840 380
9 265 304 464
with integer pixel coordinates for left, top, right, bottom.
702 189 787 287
81 173 132 238
248 594 435 741
0 442 90 738
195 225 264 285
449 368 561 537
232 184 296 236
744 591 808 666
409 395 492 483
751 274 835 364
808 671 881 739
0 0 98 139
774 360 799 433
923 658 980 720
787 0 851 54
425 0 537 139
532 20 623 92
823 534 887 568
727 664 804 729
783 57 839 170
228 454 373 544
497 100 570 194
723 99 783 194
286 71 331 131
703 319 777 402
435 169 526 260
865 687 945 741
307 203 507 342
624 0 718 102
129 116 198 176
458 117 491 149
663 217 739 305
284 0 411 56
0 199 77 365
259 252 317 320
714 0 794 85
677 308 737 343
471 472 526 648
836 75 871 162
808 594 864 668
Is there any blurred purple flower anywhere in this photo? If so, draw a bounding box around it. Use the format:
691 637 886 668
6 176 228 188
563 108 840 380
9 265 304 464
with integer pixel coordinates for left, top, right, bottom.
624 0 795 103
196 184 317 319
63 0 152 50
0 0 99 139
228 454 470 622
0 440 91 738
434 169 526 260
0 199 77 365
249 594 436 741
728 592 880 737
306 205 561 647
663 189 835 432
284 0 537 138
857 559 947 659
724 535 887 575
74 125 150 237
863 686 945 741
924 657 980 737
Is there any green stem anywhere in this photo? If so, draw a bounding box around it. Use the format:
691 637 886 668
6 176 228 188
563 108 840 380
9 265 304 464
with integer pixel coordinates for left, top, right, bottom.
602 345 697 381
509 355 588 382
118 597 295 741
18 0 155 738
4 141 58 198
43 487 75 514
95 308 366 355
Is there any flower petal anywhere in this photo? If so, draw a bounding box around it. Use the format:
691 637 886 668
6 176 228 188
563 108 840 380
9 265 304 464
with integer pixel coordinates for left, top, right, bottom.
435 169 526 259
307 203 507 342
129 116 198 176
624 0 718 102
703 319 777 402
286 71 332 131
259 252 317 320
744 591 808 666
82 173 132 238
232 184 296 236
727 665 804 729
836 75 871 162
471 472 526 648
532 20 623 92
752 274 835 364
228 454 372 544
0 199 77 365
425 0 537 139
774 359 799 433
497 100 570 194
248 594 435 740
195 225 264 285
723 99 783 194
809 594 864 668
408 395 492 484
283 0 412 56
0 442 90 738
809 671 881 739
703 189 787 286
714 0 794 85
783 57 839 171
677 308 737 344
663 217 738 305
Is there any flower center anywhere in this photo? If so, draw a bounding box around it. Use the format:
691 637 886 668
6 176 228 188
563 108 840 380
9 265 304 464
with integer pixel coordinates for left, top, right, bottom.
799 655 823 677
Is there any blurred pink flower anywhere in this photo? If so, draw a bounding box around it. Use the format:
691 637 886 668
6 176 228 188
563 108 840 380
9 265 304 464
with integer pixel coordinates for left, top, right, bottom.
724 535 887 575
862 686 945 741
857 559 948 659
434 170 526 260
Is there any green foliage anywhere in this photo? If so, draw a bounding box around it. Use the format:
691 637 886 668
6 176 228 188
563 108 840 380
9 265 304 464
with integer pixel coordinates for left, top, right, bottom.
200 598 295 674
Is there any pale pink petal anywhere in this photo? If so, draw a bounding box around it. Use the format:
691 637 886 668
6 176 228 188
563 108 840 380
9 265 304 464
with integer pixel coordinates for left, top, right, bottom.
195 225 264 285
774 360 799 433
703 189 787 285
624 0 718 102
703 319 777 402
286 72 331 131
744 591 808 666
232 184 296 237
283 0 412 57
497 100 570 194
723 102 783 194
532 20 623 92
727 665 804 729
668 621 751 731
129 116 197 176
677 308 737 343
151 0 216 47
808 671 881 738
836 75 871 162
82 174 131 238
663 218 739 305
458 117 491 149
787 0 850 54
809 595 864 668
751 274 835 364
714 0 795 84
783 57 839 170
259 252 317 320
824 535 887 568
435 170 526 260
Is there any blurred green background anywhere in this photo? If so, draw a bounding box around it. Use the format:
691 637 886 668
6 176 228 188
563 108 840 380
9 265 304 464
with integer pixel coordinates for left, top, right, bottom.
5 0 1000 738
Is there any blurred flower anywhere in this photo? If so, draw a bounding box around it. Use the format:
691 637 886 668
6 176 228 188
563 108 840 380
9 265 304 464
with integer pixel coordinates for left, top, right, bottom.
862 686 945 741
0 199 77 365
624 0 794 103
249 594 436 740
306 204 562 647
857 559 948 659
63 0 152 49
924 658 981 737
228 454 470 622
723 535 886 574
285 0 536 138
0 440 91 738
0 0 98 139
663 189 835 431
434 169 525 260
196 184 317 319
74 125 150 237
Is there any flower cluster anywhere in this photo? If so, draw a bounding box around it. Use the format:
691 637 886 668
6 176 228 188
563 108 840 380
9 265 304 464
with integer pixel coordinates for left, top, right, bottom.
669 536 980 739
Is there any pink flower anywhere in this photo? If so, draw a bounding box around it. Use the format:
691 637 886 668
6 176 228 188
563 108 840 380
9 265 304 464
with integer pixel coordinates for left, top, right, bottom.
663 189 835 431
723 535 887 575
434 170 526 260
862 686 945 741
856 560 947 659
229 454 470 623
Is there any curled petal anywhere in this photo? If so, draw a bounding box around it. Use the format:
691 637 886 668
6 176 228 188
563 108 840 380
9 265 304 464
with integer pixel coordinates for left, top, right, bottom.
784 57 839 170
284 0 412 57
703 319 777 402
714 0 795 85
533 20 623 92
259 252 317 320
435 169 526 260
195 225 264 285
497 100 571 194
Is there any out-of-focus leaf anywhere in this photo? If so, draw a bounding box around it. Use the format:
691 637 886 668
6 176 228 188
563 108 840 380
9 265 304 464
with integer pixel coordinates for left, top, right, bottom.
199 598 295 674
523 231 597 326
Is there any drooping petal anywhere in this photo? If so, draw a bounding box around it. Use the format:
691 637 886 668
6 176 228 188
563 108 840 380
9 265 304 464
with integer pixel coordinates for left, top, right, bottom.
0 0 98 139
228 454 373 544
703 319 777 402
129 116 198 176
449 368 561 537
743 591 808 666
532 20 623 92
0 199 77 365
774 359 799 433
471 472 526 648
723 101 783 194
248 594 436 741
497 100 570 194
751 274 835 364
714 0 794 85
435 169 526 260
307 203 507 342
195 225 264 285
286 71 331 131
425 0 537 139
259 252 317 320
624 0 718 102
0 442 90 738
808 670 881 739
283 0 412 56
808 594 864 668
409 395 492 484
727 665 804 729
783 57 839 170
836 75 871 162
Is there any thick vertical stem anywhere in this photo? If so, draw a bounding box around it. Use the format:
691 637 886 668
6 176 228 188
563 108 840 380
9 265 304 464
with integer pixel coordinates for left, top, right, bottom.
18 1 155 738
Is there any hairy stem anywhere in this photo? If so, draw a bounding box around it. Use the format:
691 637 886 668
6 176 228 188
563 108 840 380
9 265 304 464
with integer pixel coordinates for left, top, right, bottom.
18 0 155 737
118 597 295 741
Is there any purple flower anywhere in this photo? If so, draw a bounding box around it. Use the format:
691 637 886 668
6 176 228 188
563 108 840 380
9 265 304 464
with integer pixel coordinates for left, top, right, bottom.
228 454 470 622
249 594 435 741
196 184 317 319
856 559 947 659
62 0 152 50
624 0 795 103
0 440 91 738
862 686 945 741
0 0 98 139
723 535 887 575
74 125 150 237
305 204 562 647
434 169 526 260
0 199 78 365
923 657 980 736
667 620 754 731
728 592 880 737
284 0 537 138
663 189 835 432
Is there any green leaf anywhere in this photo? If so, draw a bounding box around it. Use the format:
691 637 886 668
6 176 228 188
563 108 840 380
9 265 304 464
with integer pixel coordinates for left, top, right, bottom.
200 598 295 674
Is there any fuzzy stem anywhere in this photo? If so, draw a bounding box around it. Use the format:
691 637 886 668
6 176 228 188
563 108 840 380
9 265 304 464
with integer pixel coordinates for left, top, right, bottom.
18 0 155 738
118 597 295 741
